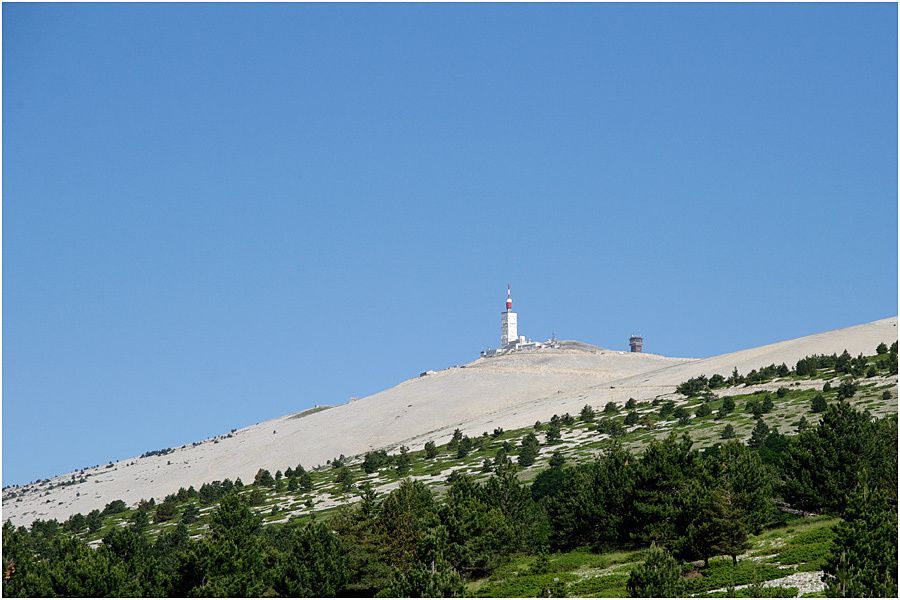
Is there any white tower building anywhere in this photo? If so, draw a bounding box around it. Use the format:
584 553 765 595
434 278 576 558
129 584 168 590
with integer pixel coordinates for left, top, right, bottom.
500 284 518 347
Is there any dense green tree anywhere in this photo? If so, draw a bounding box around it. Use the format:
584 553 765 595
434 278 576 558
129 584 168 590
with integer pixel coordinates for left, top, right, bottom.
1 521 54 597
129 510 149 534
695 403 712 418
597 418 625 438
379 556 464 598
253 468 275 487
64 512 87 534
45 536 133 596
455 436 473 459
154 498 178 523
626 544 685 598
362 450 391 474
375 479 442 571
624 410 640 425
518 432 540 467
629 434 699 547
424 441 438 459
297 467 313 492
493 446 513 475
811 393 827 413
273 522 349 597
783 402 895 513
718 396 735 418
823 484 898 597
395 446 412 476
543 444 635 550
545 420 562 444
580 404 596 422
709 373 727 388
85 509 103 533
658 400 676 419
335 466 354 492
442 472 548 578
447 429 463 451
181 504 200 525
748 419 770 450
674 472 724 567
175 493 271 597
101 499 127 516
836 379 858 400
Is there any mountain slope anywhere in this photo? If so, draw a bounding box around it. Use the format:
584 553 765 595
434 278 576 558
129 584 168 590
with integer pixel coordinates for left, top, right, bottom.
3 316 896 526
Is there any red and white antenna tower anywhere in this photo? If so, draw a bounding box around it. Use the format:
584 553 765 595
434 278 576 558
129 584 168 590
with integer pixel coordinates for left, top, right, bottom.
506 283 512 310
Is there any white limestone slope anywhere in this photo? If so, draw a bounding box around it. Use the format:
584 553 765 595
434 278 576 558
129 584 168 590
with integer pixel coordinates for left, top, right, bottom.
2 316 896 526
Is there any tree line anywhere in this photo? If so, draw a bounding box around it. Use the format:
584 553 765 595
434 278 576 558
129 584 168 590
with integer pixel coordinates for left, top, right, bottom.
3 401 896 597
676 342 898 397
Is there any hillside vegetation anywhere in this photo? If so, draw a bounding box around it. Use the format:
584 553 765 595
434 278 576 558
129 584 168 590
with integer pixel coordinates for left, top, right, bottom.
3 343 897 597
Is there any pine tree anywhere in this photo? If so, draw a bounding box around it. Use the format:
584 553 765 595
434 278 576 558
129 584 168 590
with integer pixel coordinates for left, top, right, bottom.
274 522 349 597
545 421 562 444
748 419 770 449
695 403 712 418
395 446 411 476
254 468 275 487
580 404 596 422
823 484 898 597
518 433 540 467
811 393 827 413
424 441 438 459
447 429 463 451
626 544 685 597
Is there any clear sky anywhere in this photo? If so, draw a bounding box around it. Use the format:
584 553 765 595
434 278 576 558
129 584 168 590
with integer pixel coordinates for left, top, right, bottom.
3 3 897 485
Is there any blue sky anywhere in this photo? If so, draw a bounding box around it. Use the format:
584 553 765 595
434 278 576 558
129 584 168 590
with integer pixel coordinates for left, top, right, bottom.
3 3 897 485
